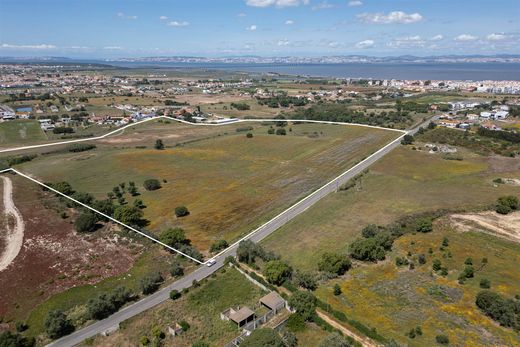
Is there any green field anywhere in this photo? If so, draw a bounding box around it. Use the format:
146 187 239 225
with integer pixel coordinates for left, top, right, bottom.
262 146 520 271
14 121 399 251
83 267 265 347
0 120 47 146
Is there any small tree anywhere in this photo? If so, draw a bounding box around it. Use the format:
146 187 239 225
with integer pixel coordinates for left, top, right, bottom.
318 252 351 276
210 239 229 253
432 259 442 272
436 335 449 345
140 272 164 295
401 134 414 145
480 278 491 289
287 291 317 321
416 218 433 233
170 261 184 277
175 206 189 217
246 132 253 138
154 139 164 150
169 290 181 300
276 128 287 136
333 284 342 296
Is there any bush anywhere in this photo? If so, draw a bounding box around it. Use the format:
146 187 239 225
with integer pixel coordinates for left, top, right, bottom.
318 333 352 347
140 272 164 294
170 261 184 277
210 239 229 253
276 128 287 136
475 290 520 329
432 259 442 272
293 271 317 290
154 139 164 150
44 310 74 339
350 237 386 262
169 290 181 300
143 179 161 191
333 284 342 296
246 132 253 138
160 228 189 248
401 134 414 145
436 335 449 344
416 218 433 233
241 328 285 347
53 127 74 134
113 205 144 225
318 252 351 276
0 331 34 347
74 212 98 232
496 195 518 214
179 320 190 331
285 313 306 332
267 127 275 134
67 143 96 152
480 278 491 289
174 206 189 217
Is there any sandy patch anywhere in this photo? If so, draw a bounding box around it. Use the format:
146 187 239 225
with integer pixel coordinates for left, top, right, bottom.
450 210 520 243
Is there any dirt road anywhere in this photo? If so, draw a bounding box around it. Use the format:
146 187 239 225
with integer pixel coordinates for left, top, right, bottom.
316 309 381 347
0 176 25 271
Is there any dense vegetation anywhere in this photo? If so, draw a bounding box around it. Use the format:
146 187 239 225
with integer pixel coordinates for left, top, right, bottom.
476 291 520 330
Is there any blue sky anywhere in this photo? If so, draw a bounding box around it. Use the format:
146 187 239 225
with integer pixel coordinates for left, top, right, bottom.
0 0 518 57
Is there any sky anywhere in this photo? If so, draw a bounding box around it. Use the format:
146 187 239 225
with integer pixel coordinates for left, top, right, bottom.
0 0 519 58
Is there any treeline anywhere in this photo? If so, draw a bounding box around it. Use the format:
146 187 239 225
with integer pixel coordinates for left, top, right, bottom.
396 100 429 113
477 127 520 144
164 99 188 106
290 103 412 128
231 102 251 110
257 95 308 108
67 143 96 152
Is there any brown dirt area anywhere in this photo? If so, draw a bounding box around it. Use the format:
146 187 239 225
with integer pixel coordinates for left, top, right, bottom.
0 174 142 321
450 210 520 243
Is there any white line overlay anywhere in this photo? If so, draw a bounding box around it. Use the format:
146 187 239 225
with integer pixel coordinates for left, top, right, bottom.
0 117 407 264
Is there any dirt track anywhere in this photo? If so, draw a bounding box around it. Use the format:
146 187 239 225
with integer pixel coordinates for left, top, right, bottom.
0 176 25 272
450 210 520 243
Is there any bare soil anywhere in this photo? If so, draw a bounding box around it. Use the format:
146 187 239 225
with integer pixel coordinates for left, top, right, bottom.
450 210 520 243
0 174 142 321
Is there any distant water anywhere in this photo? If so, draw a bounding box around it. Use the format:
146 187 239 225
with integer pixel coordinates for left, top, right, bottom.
108 62 520 81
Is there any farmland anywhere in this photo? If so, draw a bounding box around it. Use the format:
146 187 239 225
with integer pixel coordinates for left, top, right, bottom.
13 120 399 252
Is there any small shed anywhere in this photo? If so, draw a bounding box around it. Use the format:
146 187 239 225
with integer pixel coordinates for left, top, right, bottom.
259 292 286 313
228 306 255 327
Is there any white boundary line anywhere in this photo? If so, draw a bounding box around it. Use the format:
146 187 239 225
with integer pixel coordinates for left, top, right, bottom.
0 116 407 265
0 167 205 264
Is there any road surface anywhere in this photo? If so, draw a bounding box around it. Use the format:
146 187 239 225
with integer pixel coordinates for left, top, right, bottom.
47 118 432 347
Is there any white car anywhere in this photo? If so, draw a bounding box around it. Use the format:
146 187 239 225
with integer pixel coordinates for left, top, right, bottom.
206 259 217 267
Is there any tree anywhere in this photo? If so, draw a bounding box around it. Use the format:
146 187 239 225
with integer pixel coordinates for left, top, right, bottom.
418 254 427 265
361 224 379 238
160 228 188 248
154 139 164 150
263 260 293 285
275 128 287 136
318 252 351 276
49 181 75 195
113 206 143 225
74 212 98 232
442 237 449 247
175 205 189 217
210 239 229 253
416 218 433 233
349 238 386 262
143 179 161 191
318 333 352 347
0 331 35 347
288 291 317 321
333 283 342 296
86 294 116 320
432 259 442 272
240 328 285 347
246 132 253 138
496 196 518 215
44 310 74 339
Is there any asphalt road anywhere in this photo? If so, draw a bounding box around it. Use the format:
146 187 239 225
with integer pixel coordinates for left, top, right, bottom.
47 118 432 347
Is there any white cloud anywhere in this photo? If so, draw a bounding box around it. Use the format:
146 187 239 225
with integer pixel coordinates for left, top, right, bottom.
285 19 294 25
159 16 168 21
312 1 335 10
348 0 363 7
116 12 137 20
245 0 308 8
487 33 506 41
103 46 123 50
355 39 374 48
430 34 443 41
1 43 57 49
246 24 257 31
454 34 478 41
357 11 423 24
167 21 189 27
237 12 247 17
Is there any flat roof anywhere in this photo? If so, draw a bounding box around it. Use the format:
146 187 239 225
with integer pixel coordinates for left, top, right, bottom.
260 292 285 310
229 306 255 323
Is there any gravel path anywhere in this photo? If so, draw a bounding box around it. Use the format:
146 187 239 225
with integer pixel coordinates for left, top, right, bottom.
0 176 25 272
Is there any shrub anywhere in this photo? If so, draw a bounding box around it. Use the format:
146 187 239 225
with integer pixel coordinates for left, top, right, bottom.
241 328 284 347
436 335 449 344
210 239 229 253
140 272 164 294
267 127 275 134
154 139 164 150
169 290 181 300
333 284 342 296
246 132 253 138
174 206 189 217
401 134 414 145
170 261 184 277
113 206 144 225
179 320 190 331
432 259 442 272
496 195 518 215
293 271 317 290
318 252 351 276
318 333 352 347
276 128 287 135
285 313 306 332
350 237 386 262
160 228 189 248
0 331 34 347
44 310 74 339
67 144 96 152
74 212 98 232
143 179 161 191
480 278 491 289
416 218 433 233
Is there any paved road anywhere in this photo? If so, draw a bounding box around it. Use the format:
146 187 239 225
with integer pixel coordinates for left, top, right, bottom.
47 118 433 347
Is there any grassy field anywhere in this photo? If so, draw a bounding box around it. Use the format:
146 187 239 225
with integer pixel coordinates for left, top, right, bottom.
83 267 265 347
316 226 520 346
0 120 48 146
262 145 520 271
14 121 398 251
